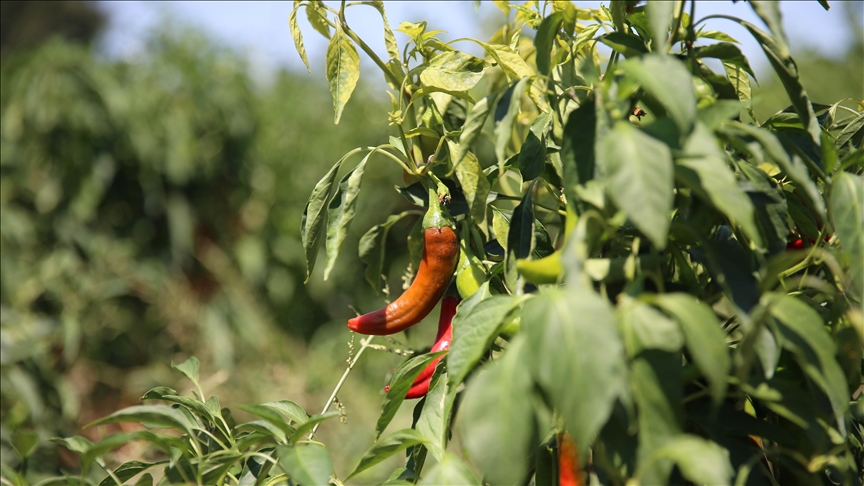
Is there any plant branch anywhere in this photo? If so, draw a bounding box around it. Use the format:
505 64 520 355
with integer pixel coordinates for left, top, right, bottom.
310 335 375 437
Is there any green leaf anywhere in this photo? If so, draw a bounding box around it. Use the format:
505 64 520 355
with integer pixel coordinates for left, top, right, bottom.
347 429 429 479
419 51 488 92
506 183 535 260
418 454 481 485
170 356 200 389
326 23 360 124
323 152 370 280
748 1 790 57
358 211 418 292
654 294 730 405
677 123 761 247
458 336 534 485
289 4 311 74
368 1 400 62
728 122 825 220
51 436 94 455
517 130 547 180
448 295 527 387
276 444 333 485
769 293 851 423
305 1 331 39
288 412 339 443
697 100 744 131
619 300 683 356
646 0 673 50
599 32 649 58
450 142 491 226
494 77 530 172
414 367 449 461
301 155 349 282
261 400 310 425
561 95 598 200
99 461 161 486
718 15 820 146
644 435 734 485
376 352 446 438
159 395 216 429
475 42 533 81
85 405 198 438
83 431 186 465
830 172 863 297
534 12 563 75
11 429 39 459
598 121 674 249
631 351 683 484
237 404 297 439
454 92 498 166
723 63 753 114
620 54 696 134
524 288 628 451
140 386 178 400
695 43 757 81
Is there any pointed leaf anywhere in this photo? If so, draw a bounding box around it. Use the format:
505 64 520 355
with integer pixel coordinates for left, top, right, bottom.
376 352 446 438
347 429 429 479
830 172 863 296
289 5 311 74
418 454 481 485
534 12 564 75
524 288 628 451
326 24 360 124
450 142 491 226
276 444 333 485
494 78 530 172
301 156 348 282
459 336 534 485
323 152 370 279
419 51 488 92
170 356 200 389
448 295 528 388
599 121 674 249
621 54 696 134
677 123 761 246
654 294 730 405
646 435 734 485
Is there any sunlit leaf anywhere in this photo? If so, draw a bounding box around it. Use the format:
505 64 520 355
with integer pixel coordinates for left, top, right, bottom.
419 51 488 92
326 23 360 124
459 336 534 485
620 54 696 134
448 295 527 387
830 172 863 297
524 287 628 451
323 151 370 280
276 444 334 485
347 429 429 479
598 121 674 249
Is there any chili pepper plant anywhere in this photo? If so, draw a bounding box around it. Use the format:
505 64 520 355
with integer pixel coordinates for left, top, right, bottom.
39 1 863 484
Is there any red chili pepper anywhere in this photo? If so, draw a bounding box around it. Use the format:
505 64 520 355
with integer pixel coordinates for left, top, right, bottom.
384 296 459 399
787 238 805 250
348 186 458 335
558 431 582 486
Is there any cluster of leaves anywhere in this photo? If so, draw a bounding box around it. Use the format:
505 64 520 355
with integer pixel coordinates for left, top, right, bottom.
3 357 342 485
295 0 863 484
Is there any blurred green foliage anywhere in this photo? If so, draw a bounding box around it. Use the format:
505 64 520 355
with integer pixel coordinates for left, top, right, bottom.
0 26 425 478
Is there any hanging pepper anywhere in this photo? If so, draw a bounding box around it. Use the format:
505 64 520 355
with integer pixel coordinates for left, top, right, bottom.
348 183 458 335
385 296 459 399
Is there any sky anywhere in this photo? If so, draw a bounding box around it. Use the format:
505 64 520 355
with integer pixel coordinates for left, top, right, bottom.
95 1 861 85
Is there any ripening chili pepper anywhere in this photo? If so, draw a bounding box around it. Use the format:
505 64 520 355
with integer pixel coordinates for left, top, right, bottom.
348 184 458 335
384 296 459 399
558 431 582 486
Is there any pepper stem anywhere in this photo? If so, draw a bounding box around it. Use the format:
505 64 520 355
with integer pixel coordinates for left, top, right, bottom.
422 176 455 230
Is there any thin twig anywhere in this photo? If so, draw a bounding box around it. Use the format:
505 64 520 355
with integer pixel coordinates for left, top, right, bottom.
309 335 374 437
